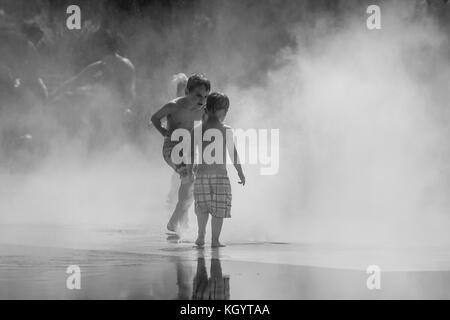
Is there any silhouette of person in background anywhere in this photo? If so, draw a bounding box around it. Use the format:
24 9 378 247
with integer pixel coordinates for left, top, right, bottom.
0 13 49 169
48 31 136 147
0 15 48 103
49 31 136 108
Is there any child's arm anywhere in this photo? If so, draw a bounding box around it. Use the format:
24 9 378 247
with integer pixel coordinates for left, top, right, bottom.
186 127 199 181
232 146 245 186
150 102 177 137
226 127 246 186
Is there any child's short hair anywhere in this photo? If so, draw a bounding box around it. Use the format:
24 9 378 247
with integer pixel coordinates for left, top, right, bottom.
186 74 211 93
206 92 230 115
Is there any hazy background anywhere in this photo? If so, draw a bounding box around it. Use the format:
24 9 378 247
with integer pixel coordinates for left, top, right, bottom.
1 0 450 247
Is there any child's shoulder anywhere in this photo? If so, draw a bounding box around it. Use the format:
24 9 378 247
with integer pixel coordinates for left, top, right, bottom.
222 123 233 130
171 96 186 106
206 122 232 131
164 97 186 112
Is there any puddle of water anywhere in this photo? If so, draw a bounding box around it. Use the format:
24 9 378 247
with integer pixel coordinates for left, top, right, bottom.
1 244 450 299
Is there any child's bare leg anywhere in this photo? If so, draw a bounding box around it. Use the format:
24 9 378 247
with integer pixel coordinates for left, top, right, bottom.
167 211 179 232
211 216 225 247
195 212 209 247
166 172 179 211
178 178 194 229
167 176 194 232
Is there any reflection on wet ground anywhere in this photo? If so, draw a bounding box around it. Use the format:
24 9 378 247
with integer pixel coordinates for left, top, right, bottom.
174 251 230 300
1 225 450 299
191 257 230 300
1 244 450 299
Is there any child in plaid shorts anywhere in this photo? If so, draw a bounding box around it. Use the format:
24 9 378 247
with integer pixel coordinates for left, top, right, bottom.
187 92 245 248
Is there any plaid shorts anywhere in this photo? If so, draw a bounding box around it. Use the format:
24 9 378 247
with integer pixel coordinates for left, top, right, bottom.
163 138 188 178
194 174 232 218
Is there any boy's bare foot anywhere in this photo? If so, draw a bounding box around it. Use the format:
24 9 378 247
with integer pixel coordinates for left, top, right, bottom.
211 242 226 248
167 233 181 242
195 238 205 247
167 222 178 233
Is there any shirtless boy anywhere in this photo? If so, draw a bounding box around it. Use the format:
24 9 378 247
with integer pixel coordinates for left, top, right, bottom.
150 74 211 233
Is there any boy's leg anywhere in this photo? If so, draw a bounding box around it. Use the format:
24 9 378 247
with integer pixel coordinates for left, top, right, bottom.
166 172 180 211
195 212 209 247
178 173 194 228
167 176 194 232
163 139 182 232
211 216 225 247
164 139 194 232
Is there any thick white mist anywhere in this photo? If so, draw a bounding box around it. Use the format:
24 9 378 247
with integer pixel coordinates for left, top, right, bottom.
222 3 450 246
1 1 450 248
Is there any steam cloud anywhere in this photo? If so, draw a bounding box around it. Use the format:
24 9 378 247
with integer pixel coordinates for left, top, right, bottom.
1 0 450 247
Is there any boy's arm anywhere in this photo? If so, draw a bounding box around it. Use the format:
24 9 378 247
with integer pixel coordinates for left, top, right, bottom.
186 127 199 180
49 61 104 100
150 102 177 137
226 127 246 186
231 146 245 185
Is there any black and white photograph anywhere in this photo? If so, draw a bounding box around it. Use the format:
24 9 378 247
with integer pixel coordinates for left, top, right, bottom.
1 0 450 309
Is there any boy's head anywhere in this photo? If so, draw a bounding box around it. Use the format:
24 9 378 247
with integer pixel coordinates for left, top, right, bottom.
206 92 230 122
186 74 211 108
